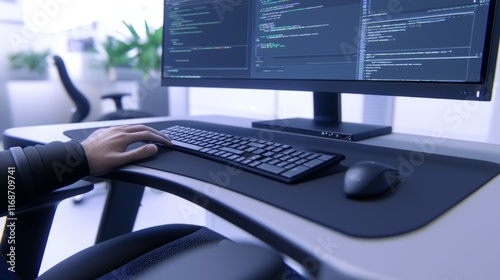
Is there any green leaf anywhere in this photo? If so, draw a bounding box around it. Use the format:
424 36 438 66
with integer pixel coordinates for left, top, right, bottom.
102 35 135 69
121 20 163 78
7 49 51 73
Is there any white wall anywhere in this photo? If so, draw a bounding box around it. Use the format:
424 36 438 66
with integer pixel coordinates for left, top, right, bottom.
189 87 278 119
392 96 496 143
188 88 368 123
487 89 500 144
0 1 23 132
392 52 500 145
168 87 189 116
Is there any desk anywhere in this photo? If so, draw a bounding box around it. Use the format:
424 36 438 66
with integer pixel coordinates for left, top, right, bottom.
3 115 500 280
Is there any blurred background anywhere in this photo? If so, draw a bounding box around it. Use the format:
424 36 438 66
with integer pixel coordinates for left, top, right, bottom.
0 0 499 144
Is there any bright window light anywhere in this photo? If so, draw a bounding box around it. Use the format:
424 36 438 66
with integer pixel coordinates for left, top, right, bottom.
21 0 162 33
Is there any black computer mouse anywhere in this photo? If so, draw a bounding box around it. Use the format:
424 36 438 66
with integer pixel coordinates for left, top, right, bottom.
343 161 400 198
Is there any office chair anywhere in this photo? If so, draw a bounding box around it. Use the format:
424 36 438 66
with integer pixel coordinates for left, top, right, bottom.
53 55 155 123
0 181 297 280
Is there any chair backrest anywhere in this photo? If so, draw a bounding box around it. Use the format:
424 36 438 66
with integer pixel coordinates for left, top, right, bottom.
53 55 91 123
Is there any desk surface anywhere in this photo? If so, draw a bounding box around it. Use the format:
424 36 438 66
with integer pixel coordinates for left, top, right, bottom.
4 115 500 280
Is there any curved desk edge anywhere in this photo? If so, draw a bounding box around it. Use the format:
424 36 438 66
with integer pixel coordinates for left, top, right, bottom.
110 165 500 280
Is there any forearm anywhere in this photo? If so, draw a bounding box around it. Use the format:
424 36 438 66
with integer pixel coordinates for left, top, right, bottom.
1 141 90 215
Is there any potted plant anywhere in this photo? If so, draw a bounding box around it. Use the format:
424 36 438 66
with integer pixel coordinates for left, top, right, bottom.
123 21 163 79
7 49 51 80
101 35 139 81
122 21 168 116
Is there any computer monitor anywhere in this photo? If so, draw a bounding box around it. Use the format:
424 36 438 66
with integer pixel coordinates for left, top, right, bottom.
161 0 500 141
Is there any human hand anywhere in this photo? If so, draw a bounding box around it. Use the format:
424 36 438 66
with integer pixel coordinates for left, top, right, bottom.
81 125 172 176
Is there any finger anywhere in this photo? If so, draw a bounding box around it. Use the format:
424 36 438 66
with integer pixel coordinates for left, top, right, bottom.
120 143 159 162
102 125 172 143
121 131 173 147
123 125 172 142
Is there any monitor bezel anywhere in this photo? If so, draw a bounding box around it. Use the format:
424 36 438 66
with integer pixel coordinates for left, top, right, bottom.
161 0 500 102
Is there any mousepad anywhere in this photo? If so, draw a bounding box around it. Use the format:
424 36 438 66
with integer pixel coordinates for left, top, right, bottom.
65 120 500 238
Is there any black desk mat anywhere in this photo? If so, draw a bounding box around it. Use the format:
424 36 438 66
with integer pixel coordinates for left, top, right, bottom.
65 120 500 238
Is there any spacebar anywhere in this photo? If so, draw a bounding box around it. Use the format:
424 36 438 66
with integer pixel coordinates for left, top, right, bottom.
172 140 203 151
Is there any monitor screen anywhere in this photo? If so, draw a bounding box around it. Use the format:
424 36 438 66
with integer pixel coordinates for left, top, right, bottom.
161 0 499 141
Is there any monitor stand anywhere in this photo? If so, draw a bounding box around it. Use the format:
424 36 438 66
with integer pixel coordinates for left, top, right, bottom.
252 92 392 141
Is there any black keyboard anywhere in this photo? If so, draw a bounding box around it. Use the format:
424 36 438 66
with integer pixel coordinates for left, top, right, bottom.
160 126 345 183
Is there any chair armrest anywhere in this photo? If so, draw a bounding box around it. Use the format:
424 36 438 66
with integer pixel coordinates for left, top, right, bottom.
16 180 94 215
101 93 132 111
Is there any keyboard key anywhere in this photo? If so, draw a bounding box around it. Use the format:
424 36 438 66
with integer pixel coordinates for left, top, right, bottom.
304 159 324 168
248 161 261 167
220 147 245 155
318 155 335 161
172 140 203 151
257 163 286 175
249 142 266 148
282 166 311 179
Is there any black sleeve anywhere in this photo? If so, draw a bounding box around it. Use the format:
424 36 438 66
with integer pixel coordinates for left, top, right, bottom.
0 141 90 216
